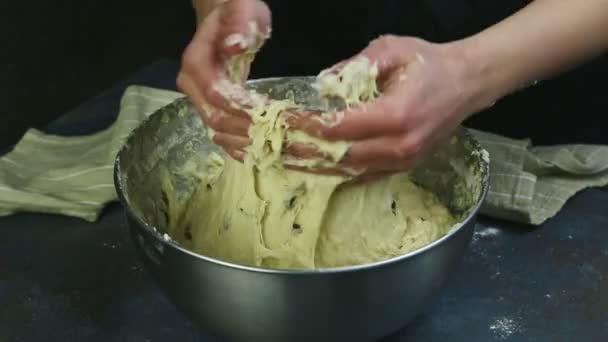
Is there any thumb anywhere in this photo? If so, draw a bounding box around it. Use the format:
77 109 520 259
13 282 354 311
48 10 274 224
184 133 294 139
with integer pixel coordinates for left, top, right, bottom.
218 0 272 56
358 35 419 74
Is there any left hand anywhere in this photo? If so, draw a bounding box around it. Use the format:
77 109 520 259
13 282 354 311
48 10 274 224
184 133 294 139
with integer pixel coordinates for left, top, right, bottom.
286 35 494 178
177 0 272 162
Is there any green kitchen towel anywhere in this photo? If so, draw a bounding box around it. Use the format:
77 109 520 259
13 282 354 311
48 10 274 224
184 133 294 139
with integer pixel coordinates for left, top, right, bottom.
0 86 182 222
1 85 607 224
472 130 608 224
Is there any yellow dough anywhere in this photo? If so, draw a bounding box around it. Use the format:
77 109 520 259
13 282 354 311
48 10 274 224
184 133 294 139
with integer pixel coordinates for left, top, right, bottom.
168 30 457 269
172 154 456 269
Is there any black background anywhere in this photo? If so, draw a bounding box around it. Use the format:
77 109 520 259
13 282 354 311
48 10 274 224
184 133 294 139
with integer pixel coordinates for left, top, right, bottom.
0 0 195 148
1 0 606 147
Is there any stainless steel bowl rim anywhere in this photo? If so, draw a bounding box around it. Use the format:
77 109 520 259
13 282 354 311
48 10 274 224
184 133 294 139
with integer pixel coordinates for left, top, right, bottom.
113 77 490 275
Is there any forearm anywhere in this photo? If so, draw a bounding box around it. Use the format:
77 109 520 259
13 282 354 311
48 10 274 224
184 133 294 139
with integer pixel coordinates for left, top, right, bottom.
192 0 226 24
454 0 608 106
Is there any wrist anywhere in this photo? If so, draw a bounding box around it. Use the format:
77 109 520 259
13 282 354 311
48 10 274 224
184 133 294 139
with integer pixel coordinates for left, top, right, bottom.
440 37 516 117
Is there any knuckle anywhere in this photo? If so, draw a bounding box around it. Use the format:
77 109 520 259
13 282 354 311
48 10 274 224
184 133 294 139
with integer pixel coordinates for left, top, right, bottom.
372 34 399 50
383 99 415 133
395 137 422 160
203 86 219 104
395 112 411 132
214 113 230 131
175 73 187 92
212 133 226 147
207 112 222 129
180 45 198 71
378 100 397 116
378 100 406 129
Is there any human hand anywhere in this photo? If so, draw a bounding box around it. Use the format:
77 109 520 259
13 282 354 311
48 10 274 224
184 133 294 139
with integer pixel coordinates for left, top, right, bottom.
177 0 271 162
286 35 494 178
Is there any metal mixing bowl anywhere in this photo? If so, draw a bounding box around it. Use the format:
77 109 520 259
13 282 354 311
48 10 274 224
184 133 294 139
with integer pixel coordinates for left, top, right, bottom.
113 77 490 342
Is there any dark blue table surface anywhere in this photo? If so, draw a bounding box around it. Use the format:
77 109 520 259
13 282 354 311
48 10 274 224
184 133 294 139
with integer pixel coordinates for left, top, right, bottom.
1 60 607 342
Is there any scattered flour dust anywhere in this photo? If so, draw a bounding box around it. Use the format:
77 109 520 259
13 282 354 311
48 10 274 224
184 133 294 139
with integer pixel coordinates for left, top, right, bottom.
472 225 501 244
469 225 503 277
489 316 523 339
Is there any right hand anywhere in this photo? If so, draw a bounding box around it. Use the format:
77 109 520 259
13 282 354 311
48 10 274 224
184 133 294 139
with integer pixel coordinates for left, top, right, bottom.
177 0 271 162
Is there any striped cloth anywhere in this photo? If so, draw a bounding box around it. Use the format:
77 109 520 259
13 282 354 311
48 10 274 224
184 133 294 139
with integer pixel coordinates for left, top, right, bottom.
472 129 608 225
0 86 182 222
1 85 607 224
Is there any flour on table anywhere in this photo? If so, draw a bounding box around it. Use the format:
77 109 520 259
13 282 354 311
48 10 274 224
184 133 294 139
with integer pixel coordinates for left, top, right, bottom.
472 226 501 244
489 316 523 339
